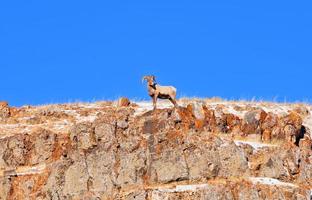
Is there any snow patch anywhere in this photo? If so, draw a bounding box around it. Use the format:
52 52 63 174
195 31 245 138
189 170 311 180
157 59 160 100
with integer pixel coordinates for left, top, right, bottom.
76 115 98 123
156 183 209 193
52 120 70 130
133 101 174 116
249 177 297 188
223 106 246 118
64 109 98 123
77 103 102 109
234 140 277 150
261 105 290 115
16 163 46 176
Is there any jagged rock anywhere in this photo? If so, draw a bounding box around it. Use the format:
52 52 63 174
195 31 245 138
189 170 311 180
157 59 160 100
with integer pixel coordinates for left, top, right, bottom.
117 119 129 129
116 150 146 186
299 135 312 150
0 101 10 119
0 100 311 199
28 128 56 165
94 122 116 149
218 141 249 177
70 122 97 150
38 106 69 119
151 147 188 183
242 109 267 135
249 145 300 181
293 106 310 117
0 140 8 168
189 102 205 120
63 157 90 197
86 147 115 195
3 135 28 167
283 112 303 130
261 129 271 142
271 126 283 140
0 177 11 200
261 112 278 130
244 109 267 125
184 145 220 180
297 152 312 185
118 191 147 200
284 125 297 143
41 160 72 200
171 108 182 123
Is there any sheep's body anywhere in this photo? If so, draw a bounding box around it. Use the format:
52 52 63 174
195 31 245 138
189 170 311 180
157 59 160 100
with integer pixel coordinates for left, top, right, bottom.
143 75 178 110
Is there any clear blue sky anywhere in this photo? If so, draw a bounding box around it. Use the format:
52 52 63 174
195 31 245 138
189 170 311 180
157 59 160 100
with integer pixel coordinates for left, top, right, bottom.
1 1 311 106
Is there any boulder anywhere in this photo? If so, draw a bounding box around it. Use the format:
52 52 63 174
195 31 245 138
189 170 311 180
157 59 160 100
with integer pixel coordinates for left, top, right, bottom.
117 97 131 107
242 109 267 135
190 102 205 120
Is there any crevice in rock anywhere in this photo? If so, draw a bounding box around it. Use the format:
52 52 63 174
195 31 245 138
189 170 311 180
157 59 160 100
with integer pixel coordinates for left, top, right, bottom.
296 126 307 146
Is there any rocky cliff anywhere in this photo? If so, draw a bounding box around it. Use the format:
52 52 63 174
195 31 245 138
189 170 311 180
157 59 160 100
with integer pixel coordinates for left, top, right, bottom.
0 99 311 200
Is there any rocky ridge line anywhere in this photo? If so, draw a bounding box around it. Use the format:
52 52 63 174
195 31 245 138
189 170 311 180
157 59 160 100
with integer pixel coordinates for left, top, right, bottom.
0 99 311 199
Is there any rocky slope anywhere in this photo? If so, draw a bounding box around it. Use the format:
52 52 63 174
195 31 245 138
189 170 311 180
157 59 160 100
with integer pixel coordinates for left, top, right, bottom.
0 99 311 200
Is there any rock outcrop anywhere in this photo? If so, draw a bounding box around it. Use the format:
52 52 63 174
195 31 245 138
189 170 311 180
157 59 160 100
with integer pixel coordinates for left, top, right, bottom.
0 99 311 199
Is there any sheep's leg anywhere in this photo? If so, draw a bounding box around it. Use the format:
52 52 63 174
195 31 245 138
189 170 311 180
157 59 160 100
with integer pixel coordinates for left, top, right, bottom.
153 95 158 110
169 98 178 107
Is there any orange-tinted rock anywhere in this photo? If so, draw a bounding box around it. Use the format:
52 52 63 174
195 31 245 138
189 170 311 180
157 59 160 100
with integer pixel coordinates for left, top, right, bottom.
117 97 131 107
261 129 271 142
203 106 217 131
293 106 310 117
283 111 303 130
0 100 311 199
271 126 284 140
0 101 10 119
242 109 267 135
261 112 278 130
194 119 205 131
299 135 312 151
283 125 297 143
0 101 8 107
225 113 241 131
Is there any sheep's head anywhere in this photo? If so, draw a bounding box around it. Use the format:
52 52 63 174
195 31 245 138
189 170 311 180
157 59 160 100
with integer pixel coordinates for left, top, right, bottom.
142 75 156 86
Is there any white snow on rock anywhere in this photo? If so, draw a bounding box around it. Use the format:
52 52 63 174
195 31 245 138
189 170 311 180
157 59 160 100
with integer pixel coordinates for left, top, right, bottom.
222 105 246 119
76 115 98 123
64 109 98 123
234 140 277 150
133 101 175 116
15 163 47 176
249 177 297 188
156 183 209 193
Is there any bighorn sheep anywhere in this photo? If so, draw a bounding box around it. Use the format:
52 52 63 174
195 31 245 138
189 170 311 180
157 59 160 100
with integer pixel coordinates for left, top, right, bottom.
142 75 178 110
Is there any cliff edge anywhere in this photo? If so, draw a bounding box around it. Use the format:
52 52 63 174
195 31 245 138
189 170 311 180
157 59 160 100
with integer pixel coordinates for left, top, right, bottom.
0 99 311 199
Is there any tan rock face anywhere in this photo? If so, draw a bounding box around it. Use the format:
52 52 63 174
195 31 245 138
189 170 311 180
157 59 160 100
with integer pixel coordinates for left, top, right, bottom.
0 101 10 119
0 100 311 199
